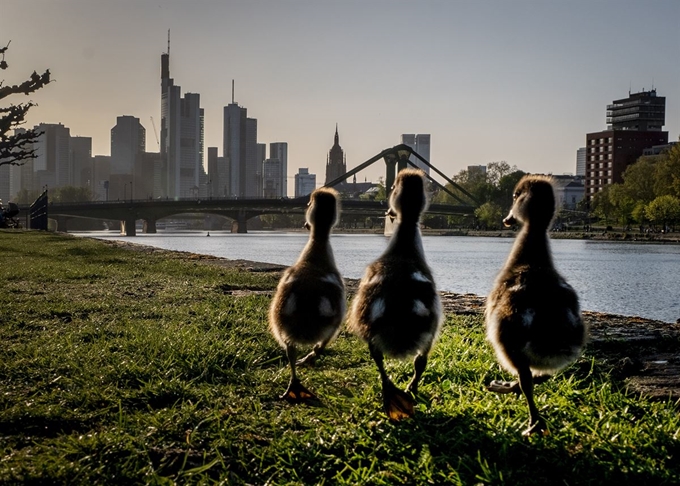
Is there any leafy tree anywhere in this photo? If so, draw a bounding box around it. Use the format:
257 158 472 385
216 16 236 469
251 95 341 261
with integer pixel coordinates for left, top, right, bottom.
608 183 636 225
620 157 657 204
631 202 649 225
13 187 42 205
591 186 615 224
0 41 52 167
652 142 680 198
474 201 503 229
51 186 94 203
646 195 680 229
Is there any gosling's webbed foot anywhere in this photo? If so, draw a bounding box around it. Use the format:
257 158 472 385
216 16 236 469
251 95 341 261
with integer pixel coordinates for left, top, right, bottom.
281 379 318 403
382 380 416 421
296 350 319 367
487 380 521 395
522 417 549 437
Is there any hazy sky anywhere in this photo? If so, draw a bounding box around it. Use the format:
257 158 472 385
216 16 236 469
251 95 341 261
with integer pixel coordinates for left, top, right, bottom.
3 0 679 191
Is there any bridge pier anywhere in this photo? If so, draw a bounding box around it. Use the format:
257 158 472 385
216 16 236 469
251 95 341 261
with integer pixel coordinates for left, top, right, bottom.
231 209 248 233
143 219 157 234
120 218 137 236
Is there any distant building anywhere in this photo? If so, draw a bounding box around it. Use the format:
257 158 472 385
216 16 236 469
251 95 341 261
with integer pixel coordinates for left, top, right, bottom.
256 143 266 196
576 147 586 177
223 88 259 198
263 158 282 198
585 89 668 200
467 165 487 177
92 155 111 201
642 141 678 156
160 39 205 199
270 142 288 198
70 136 92 190
401 134 431 174
33 123 72 192
111 116 145 177
552 175 585 210
295 168 316 197
325 124 346 184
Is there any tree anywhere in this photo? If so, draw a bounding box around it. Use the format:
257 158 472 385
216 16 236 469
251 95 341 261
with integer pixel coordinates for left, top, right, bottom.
645 195 680 230
0 41 52 167
51 186 94 203
474 201 503 229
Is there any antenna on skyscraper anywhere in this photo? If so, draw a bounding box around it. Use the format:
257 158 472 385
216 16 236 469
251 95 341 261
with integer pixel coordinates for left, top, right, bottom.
167 29 170 56
232 79 235 104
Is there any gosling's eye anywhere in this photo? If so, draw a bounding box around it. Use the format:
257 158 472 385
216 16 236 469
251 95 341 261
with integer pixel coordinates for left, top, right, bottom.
513 191 520 199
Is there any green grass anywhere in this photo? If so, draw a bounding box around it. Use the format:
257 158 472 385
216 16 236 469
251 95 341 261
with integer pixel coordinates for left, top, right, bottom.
1 230 678 485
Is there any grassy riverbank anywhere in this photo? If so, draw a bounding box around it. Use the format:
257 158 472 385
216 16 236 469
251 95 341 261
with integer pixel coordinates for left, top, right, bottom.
1 230 679 484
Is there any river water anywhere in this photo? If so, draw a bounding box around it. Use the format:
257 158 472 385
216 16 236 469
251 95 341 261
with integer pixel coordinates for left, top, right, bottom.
79 231 680 323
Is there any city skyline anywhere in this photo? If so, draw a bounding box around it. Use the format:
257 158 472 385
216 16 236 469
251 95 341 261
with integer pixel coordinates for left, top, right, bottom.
2 1 679 193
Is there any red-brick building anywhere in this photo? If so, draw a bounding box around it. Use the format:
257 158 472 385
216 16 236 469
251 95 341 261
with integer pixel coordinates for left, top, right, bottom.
585 89 668 200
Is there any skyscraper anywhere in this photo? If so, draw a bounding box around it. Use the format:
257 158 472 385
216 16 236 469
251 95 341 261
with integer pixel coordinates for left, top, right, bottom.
325 125 346 184
160 34 204 199
33 123 71 192
263 158 282 198
585 89 668 199
576 147 586 177
295 168 316 197
223 84 259 198
400 133 431 174
270 142 288 198
70 136 92 190
111 116 145 176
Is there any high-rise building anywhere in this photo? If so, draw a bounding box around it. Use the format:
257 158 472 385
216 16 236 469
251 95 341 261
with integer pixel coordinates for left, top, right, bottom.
263 158 282 198
607 89 665 131
111 116 145 176
295 168 316 197
160 36 204 199
270 142 288 197
585 89 668 199
92 155 111 201
401 133 431 174
70 136 92 191
325 125 346 184
223 87 258 198
576 147 586 177
33 123 71 192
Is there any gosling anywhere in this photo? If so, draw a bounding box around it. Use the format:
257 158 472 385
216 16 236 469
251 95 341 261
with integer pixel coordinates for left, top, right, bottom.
269 188 346 402
485 175 587 435
348 168 442 420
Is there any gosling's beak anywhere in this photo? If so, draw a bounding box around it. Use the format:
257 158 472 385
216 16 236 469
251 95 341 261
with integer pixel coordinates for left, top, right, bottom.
385 208 396 218
303 222 311 230
503 212 516 227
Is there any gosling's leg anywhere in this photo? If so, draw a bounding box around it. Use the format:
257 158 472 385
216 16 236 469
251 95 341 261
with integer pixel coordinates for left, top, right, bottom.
281 344 317 403
296 336 331 366
406 351 429 395
487 374 551 395
517 365 547 436
369 343 415 421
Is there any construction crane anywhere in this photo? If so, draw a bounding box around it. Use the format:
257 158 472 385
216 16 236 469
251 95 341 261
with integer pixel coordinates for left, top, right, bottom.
150 116 160 149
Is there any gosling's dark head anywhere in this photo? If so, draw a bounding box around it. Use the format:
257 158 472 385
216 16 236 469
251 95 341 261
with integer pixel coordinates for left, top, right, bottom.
387 168 428 222
305 187 340 231
503 175 556 229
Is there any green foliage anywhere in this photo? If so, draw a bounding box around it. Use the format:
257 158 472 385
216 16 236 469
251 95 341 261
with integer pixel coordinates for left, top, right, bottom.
434 163 525 227
474 202 504 229
592 141 680 226
50 185 95 203
645 195 680 227
1 232 679 484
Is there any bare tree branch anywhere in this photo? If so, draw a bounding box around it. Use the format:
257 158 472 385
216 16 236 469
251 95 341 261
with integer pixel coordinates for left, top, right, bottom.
0 41 51 168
